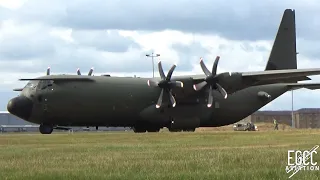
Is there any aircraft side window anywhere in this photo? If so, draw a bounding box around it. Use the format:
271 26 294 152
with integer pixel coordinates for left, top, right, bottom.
38 80 53 90
47 80 53 87
37 81 43 90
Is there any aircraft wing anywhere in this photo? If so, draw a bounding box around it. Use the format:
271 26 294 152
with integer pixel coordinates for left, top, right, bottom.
286 83 320 90
19 76 95 82
241 68 320 81
181 69 318 86
19 75 95 82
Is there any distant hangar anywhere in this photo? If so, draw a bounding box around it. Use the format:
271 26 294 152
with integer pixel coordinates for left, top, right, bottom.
0 111 39 132
0 111 131 132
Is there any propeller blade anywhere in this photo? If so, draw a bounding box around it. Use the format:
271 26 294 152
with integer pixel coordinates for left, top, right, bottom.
212 56 220 75
168 91 176 107
193 81 207 91
156 89 164 108
88 68 94 76
169 81 183 88
166 64 176 81
77 68 81 75
207 86 213 108
199 57 211 77
147 80 158 87
47 67 50 75
216 83 228 99
158 61 166 80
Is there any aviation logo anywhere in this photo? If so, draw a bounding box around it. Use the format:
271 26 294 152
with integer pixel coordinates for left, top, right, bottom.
286 145 319 178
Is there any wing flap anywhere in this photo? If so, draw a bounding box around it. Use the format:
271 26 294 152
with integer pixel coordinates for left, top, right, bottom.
287 83 320 90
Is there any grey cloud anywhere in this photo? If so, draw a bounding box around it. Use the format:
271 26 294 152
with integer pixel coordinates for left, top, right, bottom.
296 39 320 60
171 42 209 70
11 0 320 41
0 6 10 22
71 30 140 52
240 42 268 52
0 23 149 73
0 32 57 60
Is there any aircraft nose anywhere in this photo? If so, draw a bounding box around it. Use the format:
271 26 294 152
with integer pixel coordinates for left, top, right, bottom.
7 96 33 120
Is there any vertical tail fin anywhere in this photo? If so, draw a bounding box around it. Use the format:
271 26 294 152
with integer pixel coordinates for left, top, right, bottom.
265 9 297 71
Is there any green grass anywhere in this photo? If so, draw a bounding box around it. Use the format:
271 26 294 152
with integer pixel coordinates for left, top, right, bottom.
0 130 320 180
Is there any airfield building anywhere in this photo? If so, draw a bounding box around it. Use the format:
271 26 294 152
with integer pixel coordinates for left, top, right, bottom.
2 108 320 132
246 108 320 128
0 111 131 132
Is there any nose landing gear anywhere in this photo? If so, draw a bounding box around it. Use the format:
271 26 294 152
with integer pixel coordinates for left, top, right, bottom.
39 124 53 134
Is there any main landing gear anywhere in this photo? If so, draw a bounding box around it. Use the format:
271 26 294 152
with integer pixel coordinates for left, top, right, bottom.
132 126 161 133
132 126 196 133
39 124 53 134
168 128 196 132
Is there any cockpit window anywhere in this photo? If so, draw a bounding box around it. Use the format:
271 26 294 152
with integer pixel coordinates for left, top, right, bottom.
37 80 54 90
24 80 39 89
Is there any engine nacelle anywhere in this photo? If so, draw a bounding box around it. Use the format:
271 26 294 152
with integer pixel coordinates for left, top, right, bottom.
218 72 245 93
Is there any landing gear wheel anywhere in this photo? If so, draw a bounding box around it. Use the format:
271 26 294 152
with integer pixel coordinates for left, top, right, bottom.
168 128 182 132
133 127 146 133
184 128 196 132
147 127 160 132
39 124 53 134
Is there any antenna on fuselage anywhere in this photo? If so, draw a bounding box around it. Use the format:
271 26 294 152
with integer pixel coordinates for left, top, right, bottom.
76 67 94 76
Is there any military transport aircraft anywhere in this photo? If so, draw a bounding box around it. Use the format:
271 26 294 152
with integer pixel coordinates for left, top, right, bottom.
6 9 320 134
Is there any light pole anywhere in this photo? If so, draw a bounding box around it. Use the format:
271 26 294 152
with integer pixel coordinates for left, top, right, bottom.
292 52 299 128
292 90 294 128
146 52 160 78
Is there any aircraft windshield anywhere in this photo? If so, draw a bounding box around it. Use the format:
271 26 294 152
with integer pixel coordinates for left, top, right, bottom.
37 80 54 90
24 80 39 89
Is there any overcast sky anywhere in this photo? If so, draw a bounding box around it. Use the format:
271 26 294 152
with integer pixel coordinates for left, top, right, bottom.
0 0 320 111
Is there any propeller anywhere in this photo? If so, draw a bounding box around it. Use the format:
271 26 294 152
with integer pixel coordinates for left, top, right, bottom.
147 61 184 108
77 67 94 76
193 56 228 108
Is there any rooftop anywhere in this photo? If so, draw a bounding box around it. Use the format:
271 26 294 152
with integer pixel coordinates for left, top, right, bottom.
253 108 320 115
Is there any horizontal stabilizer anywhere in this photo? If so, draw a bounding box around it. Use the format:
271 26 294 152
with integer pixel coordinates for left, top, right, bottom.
287 83 320 90
242 68 320 81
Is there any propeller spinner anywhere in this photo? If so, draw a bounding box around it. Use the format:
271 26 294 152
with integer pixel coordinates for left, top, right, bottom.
193 56 229 108
147 61 183 108
77 67 94 76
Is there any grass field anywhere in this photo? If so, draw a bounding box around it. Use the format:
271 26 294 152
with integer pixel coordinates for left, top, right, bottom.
0 128 320 180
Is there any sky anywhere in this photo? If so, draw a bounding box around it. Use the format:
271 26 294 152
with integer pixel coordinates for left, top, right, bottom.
0 0 320 111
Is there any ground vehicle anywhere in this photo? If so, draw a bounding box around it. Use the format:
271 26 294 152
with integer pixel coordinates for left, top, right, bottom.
233 122 257 131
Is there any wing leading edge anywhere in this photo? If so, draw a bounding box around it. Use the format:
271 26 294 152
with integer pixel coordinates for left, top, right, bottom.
19 76 95 82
